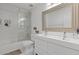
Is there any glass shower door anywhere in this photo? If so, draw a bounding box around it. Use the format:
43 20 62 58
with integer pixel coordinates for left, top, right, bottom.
18 9 31 41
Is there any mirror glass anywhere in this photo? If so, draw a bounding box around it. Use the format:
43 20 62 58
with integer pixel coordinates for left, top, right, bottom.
45 5 72 28
42 4 77 32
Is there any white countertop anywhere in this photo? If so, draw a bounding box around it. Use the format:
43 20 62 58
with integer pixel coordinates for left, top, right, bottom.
35 34 79 44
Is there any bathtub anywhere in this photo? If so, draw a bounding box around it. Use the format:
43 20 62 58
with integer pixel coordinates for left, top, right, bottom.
0 40 34 55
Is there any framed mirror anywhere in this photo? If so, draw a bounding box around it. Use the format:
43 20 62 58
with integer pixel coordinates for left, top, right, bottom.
42 3 79 32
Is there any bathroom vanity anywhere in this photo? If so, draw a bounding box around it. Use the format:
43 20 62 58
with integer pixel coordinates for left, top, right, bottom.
31 3 79 55
32 34 79 55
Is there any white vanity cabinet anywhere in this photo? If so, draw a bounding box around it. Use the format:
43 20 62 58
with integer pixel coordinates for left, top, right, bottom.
32 35 48 55
32 34 79 55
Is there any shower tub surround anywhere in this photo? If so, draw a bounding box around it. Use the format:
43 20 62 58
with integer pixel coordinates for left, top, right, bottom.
0 40 34 55
32 32 79 55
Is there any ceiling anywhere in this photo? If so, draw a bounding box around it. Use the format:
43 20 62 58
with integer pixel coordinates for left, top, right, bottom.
10 3 46 10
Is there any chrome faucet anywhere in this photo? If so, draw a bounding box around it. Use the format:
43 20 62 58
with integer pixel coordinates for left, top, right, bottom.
63 32 66 40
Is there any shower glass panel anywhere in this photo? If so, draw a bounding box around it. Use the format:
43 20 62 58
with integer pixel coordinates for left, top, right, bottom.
18 9 30 41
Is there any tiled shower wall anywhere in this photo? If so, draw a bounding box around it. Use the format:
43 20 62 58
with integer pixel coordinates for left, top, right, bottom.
0 4 31 46
0 4 18 45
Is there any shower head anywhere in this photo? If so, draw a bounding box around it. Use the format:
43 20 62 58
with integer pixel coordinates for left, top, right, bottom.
29 4 34 7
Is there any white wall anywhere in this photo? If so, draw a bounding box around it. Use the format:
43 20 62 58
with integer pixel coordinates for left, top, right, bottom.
31 4 73 33
31 4 78 39
0 4 18 45
0 4 31 46
31 4 46 33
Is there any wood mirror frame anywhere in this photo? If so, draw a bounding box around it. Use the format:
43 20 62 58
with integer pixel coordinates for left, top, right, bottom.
42 3 79 32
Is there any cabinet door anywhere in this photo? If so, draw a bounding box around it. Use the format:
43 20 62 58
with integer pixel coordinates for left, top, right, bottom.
35 37 48 55
31 36 40 54
47 42 79 55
